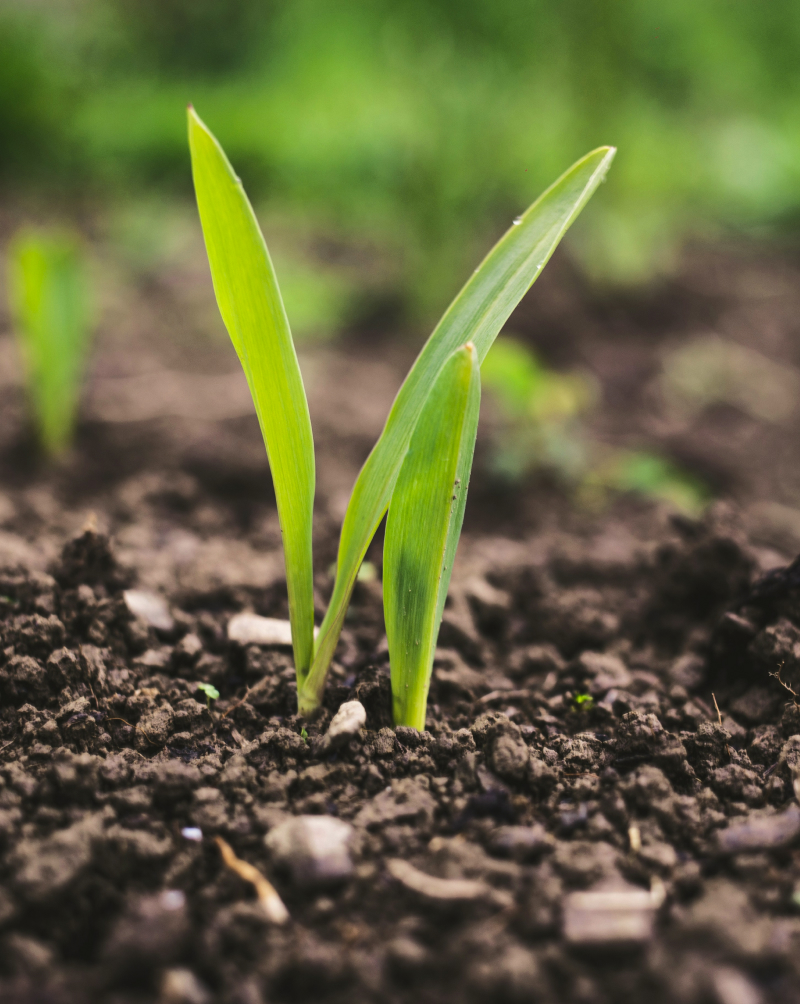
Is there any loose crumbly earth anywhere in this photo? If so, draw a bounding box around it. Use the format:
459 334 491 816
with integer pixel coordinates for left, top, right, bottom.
2 502 800 1004
3 235 800 1003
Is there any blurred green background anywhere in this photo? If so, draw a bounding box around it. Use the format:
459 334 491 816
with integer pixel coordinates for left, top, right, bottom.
3 0 800 331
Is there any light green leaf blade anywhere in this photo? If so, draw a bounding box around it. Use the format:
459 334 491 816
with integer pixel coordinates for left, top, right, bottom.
307 145 615 699
384 343 481 729
187 107 315 677
8 229 91 456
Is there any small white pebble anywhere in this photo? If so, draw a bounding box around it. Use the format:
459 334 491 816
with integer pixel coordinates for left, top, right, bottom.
124 589 175 632
227 612 293 647
563 885 658 945
181 827 203 842
318 700 367 752
159 890 186 911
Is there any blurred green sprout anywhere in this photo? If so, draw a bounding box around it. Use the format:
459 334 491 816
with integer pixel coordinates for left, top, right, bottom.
584 450 709 515
7 229 92 456
483 337 708 514
188 105 613 727
196 682 219 709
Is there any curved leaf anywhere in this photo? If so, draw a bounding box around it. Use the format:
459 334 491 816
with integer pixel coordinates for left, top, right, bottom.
384 343 481 729
304 145 615 705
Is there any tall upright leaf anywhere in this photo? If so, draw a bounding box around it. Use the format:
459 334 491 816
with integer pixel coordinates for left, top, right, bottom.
188 108 316 679
384 343 481 729
306 145 616 702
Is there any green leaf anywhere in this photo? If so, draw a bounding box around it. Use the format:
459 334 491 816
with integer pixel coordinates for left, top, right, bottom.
384 343 481 729
8 229 91 456
305 145 615 704
187 107 315 679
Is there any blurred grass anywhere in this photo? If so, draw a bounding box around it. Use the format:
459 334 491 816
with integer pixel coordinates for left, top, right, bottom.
2 0 800 326
482 336 709 513
8 227 92 455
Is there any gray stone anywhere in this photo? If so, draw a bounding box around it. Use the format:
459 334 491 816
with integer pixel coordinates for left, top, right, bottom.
124 590 174 632
563 884 658 946
317 700 366 753
717 805 800 854
265 815 354 886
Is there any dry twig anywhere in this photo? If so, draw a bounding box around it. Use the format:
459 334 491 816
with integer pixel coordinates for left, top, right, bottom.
770 662 799 701
215 836 289 924
106 716 160 746
221 675 272 718
711 692 731 760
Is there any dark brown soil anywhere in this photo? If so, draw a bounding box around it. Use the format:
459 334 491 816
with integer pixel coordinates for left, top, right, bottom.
2 240 800 1003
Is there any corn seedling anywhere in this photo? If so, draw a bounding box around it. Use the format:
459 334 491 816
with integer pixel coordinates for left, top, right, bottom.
187 106 614 722
7 228 92 456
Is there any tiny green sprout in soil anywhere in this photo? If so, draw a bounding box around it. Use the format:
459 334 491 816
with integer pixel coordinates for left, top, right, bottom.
188 105 614 728
196 682 220 710
300 727 309 743
573 693 595 710
7 228 93 457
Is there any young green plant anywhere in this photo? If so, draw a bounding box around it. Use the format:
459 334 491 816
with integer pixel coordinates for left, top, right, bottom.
7 229 92 456
187 106 614 719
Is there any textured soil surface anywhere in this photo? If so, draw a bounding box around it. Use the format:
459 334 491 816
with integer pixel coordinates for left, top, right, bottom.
2 239 800 1002
2 505 800 1004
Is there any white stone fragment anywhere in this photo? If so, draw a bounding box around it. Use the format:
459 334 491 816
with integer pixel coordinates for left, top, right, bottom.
227 612 293 647
563 884 658 945
123 589 175 632
318 700 367 752
159 890 186 911
386 858 490 902
266 815 355 886
717 805 800 854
